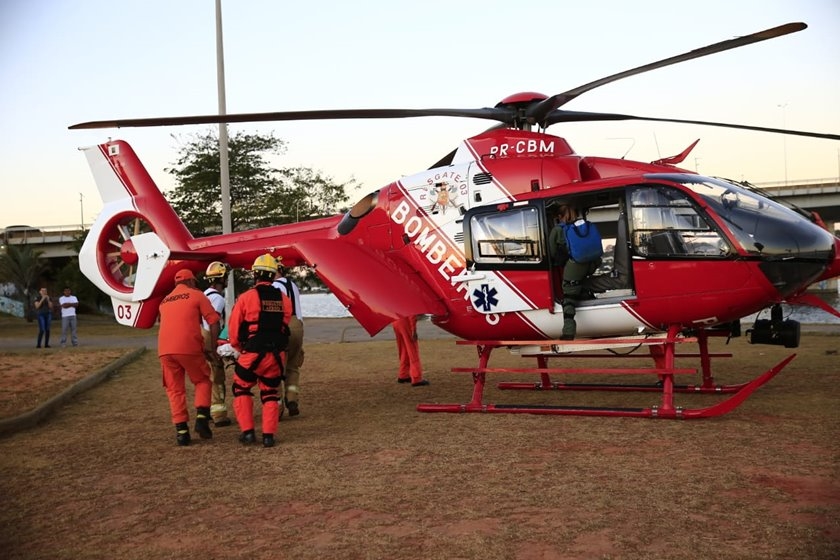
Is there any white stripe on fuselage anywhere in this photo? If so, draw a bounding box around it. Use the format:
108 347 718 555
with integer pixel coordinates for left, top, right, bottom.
524 300 652 339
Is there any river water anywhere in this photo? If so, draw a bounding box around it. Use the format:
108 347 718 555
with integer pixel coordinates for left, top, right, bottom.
300 293 352 318
302 292 840 325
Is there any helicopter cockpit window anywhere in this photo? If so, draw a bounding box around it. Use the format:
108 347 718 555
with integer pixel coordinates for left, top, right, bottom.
469 206 541 263
630 186 730 258
681 177 834 257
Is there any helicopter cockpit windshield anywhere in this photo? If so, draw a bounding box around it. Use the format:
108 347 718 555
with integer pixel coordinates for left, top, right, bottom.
669 175 835 260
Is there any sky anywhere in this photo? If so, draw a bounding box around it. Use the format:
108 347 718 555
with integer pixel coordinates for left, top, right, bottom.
1 0 839 229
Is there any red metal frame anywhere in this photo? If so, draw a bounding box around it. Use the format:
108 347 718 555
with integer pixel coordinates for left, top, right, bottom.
416 326 796 419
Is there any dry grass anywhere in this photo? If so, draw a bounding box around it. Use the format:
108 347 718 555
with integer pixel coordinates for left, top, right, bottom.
0 321 838 559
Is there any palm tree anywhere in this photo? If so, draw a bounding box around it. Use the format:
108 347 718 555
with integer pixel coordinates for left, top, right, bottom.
0 244 47 320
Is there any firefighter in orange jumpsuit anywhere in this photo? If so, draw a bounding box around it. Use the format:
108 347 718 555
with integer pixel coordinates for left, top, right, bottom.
393 314 428 386
228 254 292 448
157 268 221 446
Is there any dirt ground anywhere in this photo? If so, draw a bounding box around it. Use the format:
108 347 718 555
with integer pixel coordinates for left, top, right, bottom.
0 326 838 559
0 349 128 419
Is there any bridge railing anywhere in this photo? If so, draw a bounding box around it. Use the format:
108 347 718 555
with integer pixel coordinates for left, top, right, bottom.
2 225 88 246
751 177 840 191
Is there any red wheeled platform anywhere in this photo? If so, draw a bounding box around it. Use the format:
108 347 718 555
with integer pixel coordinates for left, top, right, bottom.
416 326 795 419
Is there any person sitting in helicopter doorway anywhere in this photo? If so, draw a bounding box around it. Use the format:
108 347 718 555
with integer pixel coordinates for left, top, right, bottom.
549 202 603 340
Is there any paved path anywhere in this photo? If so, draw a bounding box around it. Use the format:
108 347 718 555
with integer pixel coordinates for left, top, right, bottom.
0 317 456 350
2 316 833 351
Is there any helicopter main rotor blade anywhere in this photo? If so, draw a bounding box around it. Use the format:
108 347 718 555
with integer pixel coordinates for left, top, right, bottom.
544 109 840 141
526 22 807 125
69 107 514 130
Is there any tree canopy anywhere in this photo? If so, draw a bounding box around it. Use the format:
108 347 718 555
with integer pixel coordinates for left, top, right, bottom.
165 129 359 292
165 130 356 236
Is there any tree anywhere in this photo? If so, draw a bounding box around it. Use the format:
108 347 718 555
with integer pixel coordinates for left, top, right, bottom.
165 130 357 291
0 244 47 320
166 130 355 235
55 230 109 314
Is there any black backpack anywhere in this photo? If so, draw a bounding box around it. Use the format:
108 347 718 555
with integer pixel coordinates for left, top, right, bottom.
238 284 290 353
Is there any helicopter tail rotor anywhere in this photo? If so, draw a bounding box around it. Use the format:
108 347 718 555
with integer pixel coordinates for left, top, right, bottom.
78 141 201 327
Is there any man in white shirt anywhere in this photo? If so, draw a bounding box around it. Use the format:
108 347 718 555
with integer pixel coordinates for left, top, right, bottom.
202 262 231 427
59 286 79 347
272 258 304 417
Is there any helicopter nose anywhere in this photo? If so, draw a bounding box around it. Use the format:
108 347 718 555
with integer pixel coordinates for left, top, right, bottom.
815 235 840 283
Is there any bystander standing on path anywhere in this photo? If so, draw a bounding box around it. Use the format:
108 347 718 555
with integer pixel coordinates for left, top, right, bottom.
58 287 79 347
33 287 53 348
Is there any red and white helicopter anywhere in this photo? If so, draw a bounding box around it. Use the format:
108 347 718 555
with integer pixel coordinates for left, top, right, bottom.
72 22 840 419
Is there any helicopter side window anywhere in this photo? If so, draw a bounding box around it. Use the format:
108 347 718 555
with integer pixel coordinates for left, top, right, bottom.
469 206 541 263
630 186 730 258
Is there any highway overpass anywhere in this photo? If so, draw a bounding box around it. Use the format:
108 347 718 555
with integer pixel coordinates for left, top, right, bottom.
1 225 85 258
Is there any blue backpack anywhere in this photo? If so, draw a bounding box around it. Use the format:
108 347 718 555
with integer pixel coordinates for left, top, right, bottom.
563 220 604 263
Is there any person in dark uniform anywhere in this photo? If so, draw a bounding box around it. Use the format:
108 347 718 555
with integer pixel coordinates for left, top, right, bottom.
548 203 603 340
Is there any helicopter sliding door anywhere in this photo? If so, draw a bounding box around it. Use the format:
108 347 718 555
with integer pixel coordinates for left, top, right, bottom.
460 201 555 313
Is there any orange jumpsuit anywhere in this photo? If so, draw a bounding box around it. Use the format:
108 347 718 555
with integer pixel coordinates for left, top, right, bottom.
157 284 220 425
228 281 292 437
393 315 423 383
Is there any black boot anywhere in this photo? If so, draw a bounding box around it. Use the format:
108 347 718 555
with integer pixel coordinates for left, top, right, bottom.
175 422 191 446
239 429 256 445
561 315 576 340
285 398 300 417
262 434 275 448
194 407 213 439
561 299 578 340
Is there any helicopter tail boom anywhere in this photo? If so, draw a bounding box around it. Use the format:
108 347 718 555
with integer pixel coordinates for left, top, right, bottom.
78 140 449 332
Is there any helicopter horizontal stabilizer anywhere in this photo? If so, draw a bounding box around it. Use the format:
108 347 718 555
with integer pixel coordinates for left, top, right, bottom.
294 238 448 335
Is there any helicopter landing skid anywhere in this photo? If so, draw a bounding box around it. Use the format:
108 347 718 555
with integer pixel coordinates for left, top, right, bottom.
495 380 748 394
416 327 795 419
